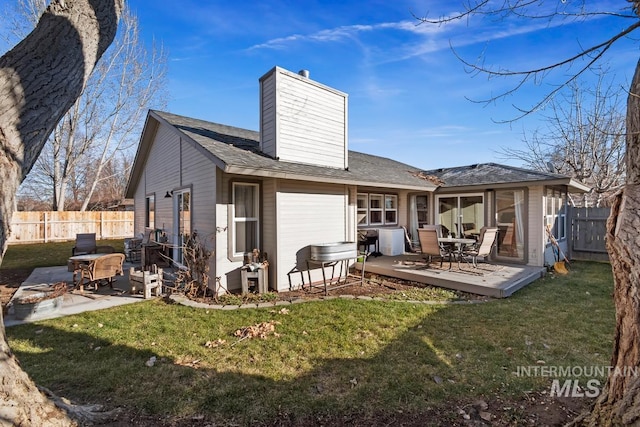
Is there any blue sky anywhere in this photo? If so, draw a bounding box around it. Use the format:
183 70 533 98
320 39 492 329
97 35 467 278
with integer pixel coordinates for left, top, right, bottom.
4 0 639 170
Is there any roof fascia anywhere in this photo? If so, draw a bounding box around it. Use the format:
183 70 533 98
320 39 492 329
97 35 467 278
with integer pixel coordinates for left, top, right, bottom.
224 165 436 191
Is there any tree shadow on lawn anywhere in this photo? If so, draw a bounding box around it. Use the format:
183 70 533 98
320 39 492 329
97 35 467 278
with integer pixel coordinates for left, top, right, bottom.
5 273 611 426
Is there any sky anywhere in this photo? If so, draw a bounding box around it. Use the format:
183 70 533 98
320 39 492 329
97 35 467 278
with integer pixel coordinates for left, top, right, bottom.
3 0 640 170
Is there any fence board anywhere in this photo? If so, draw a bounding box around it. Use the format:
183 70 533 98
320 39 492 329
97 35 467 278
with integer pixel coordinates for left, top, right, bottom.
569 207 609 261
9 211 134 244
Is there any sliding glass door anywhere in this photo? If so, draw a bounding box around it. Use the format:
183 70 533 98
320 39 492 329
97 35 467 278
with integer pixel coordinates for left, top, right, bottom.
437 194 484 238
495 189 526 262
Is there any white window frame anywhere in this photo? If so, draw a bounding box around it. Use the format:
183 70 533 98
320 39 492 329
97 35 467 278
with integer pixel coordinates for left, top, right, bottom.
369 193 384 225
357 193 368 226
385 194 398 225
357 192 398 227
544 187 566 241
232 182 260 257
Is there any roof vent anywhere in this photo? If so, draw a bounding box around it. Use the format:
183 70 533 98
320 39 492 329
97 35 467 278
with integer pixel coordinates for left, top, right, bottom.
298 69 310 78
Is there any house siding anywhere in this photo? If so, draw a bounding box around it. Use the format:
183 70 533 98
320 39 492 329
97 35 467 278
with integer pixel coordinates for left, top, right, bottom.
275 181 350 291
528 185 544 267
262 178 278 289
132 122 181 237
260 67 348 169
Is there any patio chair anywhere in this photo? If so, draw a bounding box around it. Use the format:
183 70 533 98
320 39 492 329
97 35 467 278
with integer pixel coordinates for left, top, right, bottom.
417 228 450 268
77 253 125 293
72 233 97 256
462 227 498 267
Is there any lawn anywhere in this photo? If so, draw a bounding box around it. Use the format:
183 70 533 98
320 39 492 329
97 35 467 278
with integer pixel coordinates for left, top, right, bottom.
0 239 125 270
4 258 614 425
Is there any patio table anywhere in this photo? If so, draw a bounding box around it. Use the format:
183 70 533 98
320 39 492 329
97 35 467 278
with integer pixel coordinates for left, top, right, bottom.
68 253 105 290
438 237 476 269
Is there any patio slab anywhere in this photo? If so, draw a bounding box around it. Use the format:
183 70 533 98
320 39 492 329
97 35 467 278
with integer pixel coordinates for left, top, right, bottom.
358 254 545 298
4 262 153 327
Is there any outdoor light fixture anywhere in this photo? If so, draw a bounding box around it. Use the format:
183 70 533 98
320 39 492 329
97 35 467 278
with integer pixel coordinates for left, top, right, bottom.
164 191 173 198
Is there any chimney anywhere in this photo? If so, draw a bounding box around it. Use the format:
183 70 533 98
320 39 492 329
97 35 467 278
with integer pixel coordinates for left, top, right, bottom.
259 66 348 169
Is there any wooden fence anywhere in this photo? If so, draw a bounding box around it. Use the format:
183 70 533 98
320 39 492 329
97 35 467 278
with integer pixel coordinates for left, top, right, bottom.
9 211 134 244
568 207 610 262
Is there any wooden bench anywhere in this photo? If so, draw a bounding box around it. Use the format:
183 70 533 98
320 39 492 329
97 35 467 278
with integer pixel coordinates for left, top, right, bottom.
129 267 163 299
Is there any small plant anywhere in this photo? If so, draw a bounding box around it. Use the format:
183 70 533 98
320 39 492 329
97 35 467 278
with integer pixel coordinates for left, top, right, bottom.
173 231 213 299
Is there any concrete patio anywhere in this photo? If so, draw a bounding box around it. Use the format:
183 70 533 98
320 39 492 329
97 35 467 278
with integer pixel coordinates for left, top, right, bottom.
4 262 154 327
358 253 545 298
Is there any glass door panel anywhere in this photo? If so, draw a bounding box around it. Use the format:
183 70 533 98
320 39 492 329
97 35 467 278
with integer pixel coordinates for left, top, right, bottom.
173 190 191 265
460 196 484 239
438 195 483 238
495 189 525 262
438 197 457 237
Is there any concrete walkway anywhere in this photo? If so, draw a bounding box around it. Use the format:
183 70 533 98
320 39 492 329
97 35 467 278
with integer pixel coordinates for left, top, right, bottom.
4 262 150 327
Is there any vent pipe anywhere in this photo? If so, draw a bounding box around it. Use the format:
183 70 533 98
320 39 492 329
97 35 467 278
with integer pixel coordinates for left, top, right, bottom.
298 69 310 78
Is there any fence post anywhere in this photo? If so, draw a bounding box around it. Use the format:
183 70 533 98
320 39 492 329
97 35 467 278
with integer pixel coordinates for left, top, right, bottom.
44 211 48 243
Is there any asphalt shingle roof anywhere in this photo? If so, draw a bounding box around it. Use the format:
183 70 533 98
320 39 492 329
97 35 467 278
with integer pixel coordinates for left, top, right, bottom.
422 163 573 187
152 110 437 190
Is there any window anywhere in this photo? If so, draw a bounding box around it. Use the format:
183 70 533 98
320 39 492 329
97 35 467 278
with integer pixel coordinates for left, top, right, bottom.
145 195 155 228
369 194 383 225
545 188 566 240
357 193 368 225
416 195 428 228
357 192 398 226
385 195 397 224
233 183 259 256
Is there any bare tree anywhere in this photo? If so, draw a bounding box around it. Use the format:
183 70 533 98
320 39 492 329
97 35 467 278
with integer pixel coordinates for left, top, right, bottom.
0 0 122 424
500 73 626 207
10 2 167 211
420 1 640 424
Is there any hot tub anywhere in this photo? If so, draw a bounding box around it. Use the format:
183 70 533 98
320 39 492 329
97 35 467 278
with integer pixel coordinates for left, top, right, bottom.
310 242 358 262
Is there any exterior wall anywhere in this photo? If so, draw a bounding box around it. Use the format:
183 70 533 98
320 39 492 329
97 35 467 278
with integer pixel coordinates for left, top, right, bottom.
262 178 278 287
260 67 348 169
527 185 544 267
275 181 350 291
132 121 217 279
215 171 241 291
213 176 352 293
132 122 181 238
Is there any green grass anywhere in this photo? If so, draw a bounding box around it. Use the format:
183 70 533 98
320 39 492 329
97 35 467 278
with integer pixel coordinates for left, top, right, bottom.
5 258 615 424
1 239 125 269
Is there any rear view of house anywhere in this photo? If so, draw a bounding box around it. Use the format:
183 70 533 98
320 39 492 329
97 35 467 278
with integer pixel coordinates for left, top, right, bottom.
125 66 588 295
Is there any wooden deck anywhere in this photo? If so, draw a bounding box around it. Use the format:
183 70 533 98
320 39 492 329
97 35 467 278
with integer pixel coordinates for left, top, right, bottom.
355 253 545 298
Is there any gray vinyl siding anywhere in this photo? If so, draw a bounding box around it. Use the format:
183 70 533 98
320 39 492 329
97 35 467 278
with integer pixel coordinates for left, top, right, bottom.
275 181 349 291
132 123 181 237
260 67 348 169
180 137 217 240
262 178 277 290
260 73 277 157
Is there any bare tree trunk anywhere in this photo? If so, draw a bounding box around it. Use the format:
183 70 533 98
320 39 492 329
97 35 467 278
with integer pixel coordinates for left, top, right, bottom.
576 57 640 426
0 0 122 424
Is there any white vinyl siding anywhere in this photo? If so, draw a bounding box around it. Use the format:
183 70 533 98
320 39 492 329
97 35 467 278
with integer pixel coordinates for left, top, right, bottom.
275 181 349 291
259 67 348 169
